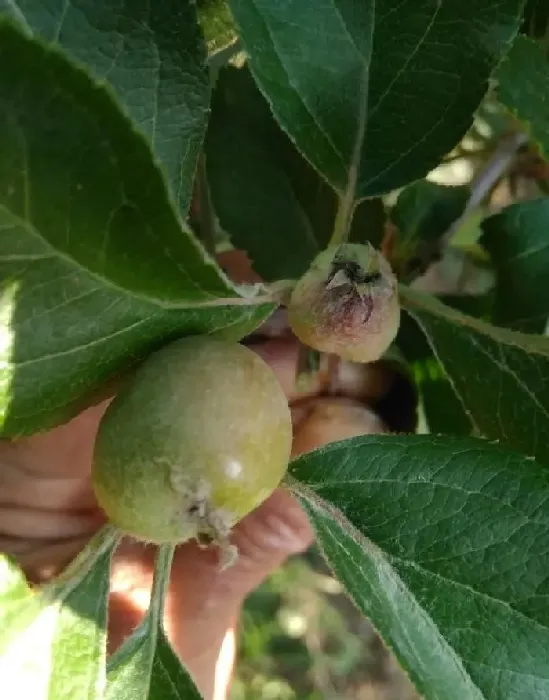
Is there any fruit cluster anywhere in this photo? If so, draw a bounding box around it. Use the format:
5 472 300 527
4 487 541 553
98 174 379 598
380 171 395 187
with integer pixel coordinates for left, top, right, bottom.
92 244 400 563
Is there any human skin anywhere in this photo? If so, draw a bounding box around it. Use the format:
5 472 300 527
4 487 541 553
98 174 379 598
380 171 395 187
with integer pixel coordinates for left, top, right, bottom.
0 251 388 700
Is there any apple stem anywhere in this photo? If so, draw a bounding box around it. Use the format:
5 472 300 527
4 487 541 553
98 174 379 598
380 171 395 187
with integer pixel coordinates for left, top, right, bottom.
330 185 356 247
149 544 176 626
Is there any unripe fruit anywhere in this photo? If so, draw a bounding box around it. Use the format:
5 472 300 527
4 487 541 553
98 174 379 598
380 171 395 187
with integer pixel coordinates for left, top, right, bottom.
92 336 292 557
288 243 400 363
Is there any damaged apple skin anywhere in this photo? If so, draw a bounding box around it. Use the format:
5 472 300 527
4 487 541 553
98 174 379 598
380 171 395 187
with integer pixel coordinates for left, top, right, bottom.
288 243 400 363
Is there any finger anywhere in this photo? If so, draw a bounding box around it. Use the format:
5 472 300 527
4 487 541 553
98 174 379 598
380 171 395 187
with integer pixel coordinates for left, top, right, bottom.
0 534 95 584
291 396 388 457
246 337 301 399
0 399 110 480
0 402 110 572
0 506 103 541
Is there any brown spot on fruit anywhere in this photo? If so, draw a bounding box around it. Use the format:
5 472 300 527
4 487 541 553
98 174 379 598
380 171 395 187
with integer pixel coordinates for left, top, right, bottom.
288 243 400 363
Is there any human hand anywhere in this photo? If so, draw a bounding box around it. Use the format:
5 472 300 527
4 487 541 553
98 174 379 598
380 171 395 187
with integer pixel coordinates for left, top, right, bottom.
0 251 388 700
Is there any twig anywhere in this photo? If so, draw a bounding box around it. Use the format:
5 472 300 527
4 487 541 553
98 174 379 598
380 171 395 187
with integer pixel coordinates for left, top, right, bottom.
441 131 528 246
442 147 489 164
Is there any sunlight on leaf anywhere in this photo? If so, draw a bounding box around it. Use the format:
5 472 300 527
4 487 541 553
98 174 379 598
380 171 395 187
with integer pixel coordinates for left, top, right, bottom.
0 528 117 699
0 604 59 698
0 555 37 642
0 279 17 429
197 0 237 55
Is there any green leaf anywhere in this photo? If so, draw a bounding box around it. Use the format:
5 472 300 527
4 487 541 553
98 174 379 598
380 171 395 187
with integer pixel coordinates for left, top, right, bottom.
108 545 200 700
0 20 233 305
0 20 273 437
397 312 472 436
228 0 523 200
0 527 117 699
206 64 385 280
391 180 469 278
496 35 549 159
397 294 492 437
290 434 549 700
0 555 39 645
150 630 202 700
110 626 201 700
481 198 549 333
197 0 238 56
393 181 470 244
1 0 209 214
398 291 493 436
400 284 549 463
107 544 168 695
0 527 118 657
206 65 316 280
0 235 272 436
46 547 111 699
